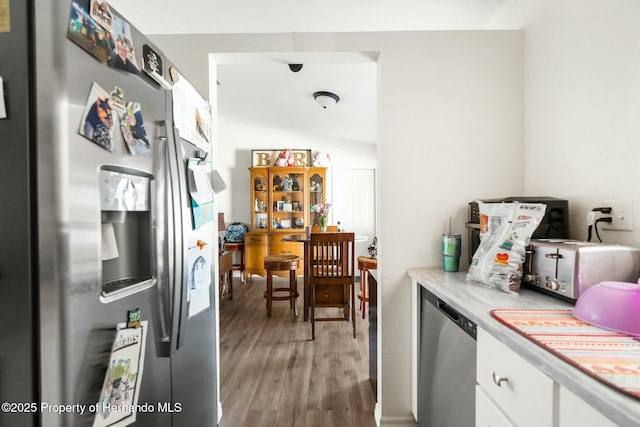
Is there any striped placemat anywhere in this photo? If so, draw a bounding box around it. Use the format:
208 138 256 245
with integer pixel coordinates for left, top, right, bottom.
491 309 640 400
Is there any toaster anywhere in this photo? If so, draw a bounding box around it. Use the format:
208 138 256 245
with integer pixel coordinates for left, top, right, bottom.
523 239 640 301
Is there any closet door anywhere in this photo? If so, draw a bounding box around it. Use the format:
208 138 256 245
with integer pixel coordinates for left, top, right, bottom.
332 168 376 258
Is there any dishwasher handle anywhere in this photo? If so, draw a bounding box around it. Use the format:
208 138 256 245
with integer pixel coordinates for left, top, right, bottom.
437 297 477 340
437 298 460 323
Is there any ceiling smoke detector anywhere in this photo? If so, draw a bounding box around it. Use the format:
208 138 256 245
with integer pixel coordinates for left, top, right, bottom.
313 91 340 109
288 64 303 72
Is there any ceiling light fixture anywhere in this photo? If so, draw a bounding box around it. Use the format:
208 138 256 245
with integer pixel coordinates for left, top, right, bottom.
313 91 340 109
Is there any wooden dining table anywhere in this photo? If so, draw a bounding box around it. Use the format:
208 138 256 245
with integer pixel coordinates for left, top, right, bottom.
282 233 368 321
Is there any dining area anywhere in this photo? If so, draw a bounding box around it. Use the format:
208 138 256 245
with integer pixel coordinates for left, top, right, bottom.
217 165 374 337
219 219 375 332
234 227 369 340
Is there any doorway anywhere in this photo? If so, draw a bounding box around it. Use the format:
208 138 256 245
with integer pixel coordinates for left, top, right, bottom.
214 52 378 426
332 168 376 258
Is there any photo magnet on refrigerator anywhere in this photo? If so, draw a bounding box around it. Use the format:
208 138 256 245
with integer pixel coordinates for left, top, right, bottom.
120 102 150 156
79 82 115 152
67 0 111 64
89 0 113 32
127 308 141 329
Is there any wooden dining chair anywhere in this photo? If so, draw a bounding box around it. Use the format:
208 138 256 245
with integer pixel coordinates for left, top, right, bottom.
311 225 339 233
309 232 356 340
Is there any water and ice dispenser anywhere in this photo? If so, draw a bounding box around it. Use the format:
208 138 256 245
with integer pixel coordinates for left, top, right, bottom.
99 167 155 302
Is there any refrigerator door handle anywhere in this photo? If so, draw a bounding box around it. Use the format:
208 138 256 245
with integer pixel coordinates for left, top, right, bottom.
170 126 191 350
165 122 186 354
154 132 171 350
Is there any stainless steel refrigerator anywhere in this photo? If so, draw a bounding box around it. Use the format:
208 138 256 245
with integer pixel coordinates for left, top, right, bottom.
0 1 218 426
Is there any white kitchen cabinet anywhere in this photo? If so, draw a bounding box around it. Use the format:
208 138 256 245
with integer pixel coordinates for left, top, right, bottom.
558 386 618 427
477 328 621 427
477 328 554 427
476 385 514 427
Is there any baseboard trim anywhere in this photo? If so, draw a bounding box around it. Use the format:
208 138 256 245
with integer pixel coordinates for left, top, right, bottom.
379 417 417 427
375 403 417 427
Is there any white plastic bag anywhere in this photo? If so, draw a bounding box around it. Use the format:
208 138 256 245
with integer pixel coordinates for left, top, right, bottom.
473 201 515 260
467 202 546 294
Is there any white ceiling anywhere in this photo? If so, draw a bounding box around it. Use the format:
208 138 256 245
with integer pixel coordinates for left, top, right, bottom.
214 52 378 143
107 0 510 144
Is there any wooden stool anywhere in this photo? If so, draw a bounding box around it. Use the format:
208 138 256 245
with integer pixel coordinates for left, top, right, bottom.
357 256 377 319
223 242 245 283
263 254 299 318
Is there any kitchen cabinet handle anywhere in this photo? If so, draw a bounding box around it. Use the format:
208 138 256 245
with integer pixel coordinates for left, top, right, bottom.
492 372 509 387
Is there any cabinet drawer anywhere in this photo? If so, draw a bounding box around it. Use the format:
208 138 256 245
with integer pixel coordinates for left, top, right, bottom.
477 329 553 427
269 240 304 258
314 285 347 307
476 385 514 427
245 233 268 245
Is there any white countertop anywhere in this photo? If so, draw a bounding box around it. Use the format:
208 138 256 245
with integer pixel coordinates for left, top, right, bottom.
408 268 640 427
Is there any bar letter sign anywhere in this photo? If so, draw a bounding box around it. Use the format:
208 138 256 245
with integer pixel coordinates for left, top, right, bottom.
251 149 312 167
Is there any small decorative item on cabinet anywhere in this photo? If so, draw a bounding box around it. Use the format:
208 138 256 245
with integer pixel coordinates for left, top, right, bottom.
254 177 265 191
315 202 332 233
280 174 293 191
318 215 328 233
295 217 304 228
292 201 300 211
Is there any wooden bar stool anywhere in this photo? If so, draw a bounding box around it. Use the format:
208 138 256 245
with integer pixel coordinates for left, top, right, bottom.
357 256 377 319
263 254 299 318
223 242 245 283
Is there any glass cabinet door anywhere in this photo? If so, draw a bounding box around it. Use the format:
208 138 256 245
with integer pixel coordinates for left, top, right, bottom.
308 168 326 227
250 168 269 231
269 167 306 231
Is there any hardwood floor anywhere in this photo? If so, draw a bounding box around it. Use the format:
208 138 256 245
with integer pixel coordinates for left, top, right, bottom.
218 274 377 427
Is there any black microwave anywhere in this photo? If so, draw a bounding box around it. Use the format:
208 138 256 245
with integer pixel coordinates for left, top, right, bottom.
465 197 569 263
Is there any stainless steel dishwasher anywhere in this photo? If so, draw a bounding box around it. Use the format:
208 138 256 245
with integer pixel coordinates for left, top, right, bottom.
418 286 477 427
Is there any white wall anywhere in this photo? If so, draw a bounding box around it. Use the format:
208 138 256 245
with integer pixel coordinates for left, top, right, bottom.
155 30 523 426
519 0 640 247
375 31 523 424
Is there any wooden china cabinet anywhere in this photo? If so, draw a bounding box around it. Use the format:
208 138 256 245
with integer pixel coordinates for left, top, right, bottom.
244 166 326 280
